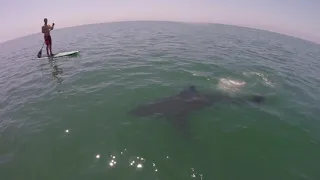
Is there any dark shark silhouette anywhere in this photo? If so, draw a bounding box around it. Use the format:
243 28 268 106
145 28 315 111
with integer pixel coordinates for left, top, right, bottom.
128 85 265 137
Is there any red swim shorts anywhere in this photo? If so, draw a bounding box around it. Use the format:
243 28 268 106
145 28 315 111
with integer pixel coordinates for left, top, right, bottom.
44 35 52 46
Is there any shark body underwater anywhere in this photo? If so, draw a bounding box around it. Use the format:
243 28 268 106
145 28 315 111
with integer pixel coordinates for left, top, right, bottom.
128 85 265 137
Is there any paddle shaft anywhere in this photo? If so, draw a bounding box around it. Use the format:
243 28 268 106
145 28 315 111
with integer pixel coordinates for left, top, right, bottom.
40 41 45 50
37 42 45 58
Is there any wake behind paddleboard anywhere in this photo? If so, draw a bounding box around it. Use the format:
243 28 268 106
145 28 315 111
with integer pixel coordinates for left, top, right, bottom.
35 50 79 59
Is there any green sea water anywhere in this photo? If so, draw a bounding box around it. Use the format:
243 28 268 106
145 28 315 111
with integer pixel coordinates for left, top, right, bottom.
0 21 320 180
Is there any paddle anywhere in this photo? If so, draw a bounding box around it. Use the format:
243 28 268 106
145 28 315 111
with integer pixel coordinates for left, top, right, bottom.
37 42 45 58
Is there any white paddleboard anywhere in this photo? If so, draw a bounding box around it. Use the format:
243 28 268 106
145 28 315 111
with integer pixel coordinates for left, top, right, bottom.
35 50 79 59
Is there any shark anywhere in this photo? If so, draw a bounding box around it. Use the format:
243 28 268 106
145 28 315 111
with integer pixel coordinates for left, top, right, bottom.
128 85 265 137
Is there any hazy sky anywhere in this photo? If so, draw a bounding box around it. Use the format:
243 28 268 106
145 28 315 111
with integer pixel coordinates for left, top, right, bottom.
1 0 319 43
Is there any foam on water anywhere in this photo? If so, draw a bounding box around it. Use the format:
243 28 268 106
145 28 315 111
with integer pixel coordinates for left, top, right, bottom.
243 71 276 87
217 77 247 93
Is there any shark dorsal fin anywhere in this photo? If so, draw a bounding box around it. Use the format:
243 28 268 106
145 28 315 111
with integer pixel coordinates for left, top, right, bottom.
188 85 197 92
178 85 198 98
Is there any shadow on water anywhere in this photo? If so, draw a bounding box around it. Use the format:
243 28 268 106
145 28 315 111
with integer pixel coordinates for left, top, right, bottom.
48 58 63 84
38 58 63 84
36 53 80 94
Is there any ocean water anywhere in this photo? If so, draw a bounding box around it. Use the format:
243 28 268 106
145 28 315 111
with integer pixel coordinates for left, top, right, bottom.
0 21 320 180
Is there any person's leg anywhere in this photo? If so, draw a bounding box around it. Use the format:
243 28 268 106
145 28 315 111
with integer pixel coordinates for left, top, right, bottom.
49 45 53 56
49 36 53 56
46 45 50 57
45 37 50 57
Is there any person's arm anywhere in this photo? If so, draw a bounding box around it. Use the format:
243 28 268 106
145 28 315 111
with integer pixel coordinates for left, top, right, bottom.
51 23 55 30
42 26 44 33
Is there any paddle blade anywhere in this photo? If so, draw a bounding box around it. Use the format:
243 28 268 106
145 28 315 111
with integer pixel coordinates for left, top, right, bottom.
37 50 42 58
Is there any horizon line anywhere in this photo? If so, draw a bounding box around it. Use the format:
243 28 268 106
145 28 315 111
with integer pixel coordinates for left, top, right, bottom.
1 20 319 46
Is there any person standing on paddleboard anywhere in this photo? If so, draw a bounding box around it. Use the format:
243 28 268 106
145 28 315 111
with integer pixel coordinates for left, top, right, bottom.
42 18 55 57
